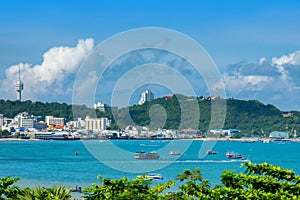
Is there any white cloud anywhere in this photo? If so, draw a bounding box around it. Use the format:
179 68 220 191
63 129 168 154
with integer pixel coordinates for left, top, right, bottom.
222 50 300 110
272 50 300 66
0 38 94 101
271 50 300 81
73 70 99 106
223 73 273 95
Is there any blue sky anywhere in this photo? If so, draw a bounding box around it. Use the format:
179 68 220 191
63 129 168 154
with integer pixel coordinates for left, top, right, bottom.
1 0 300 110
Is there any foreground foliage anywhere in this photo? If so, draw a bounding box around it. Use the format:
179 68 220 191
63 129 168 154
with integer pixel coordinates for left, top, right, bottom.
1 162 300 199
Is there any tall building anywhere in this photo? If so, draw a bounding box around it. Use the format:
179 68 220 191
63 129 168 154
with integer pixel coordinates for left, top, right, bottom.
15 66 24 101
0 114 3 130
85 116 109 131
94 102 110 112
138 89 154 105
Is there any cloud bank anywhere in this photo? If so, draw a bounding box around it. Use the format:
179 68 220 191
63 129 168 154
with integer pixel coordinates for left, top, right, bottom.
1 37 300 110
223 50 300 110
0 38 94 101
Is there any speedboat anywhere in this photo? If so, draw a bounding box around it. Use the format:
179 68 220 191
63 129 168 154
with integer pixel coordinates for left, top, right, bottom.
137 174 163 180
207 150 218 154
169 150 181 155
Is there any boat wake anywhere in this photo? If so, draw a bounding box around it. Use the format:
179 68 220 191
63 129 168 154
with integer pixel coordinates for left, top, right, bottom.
175 159 250 163
99 159 250 164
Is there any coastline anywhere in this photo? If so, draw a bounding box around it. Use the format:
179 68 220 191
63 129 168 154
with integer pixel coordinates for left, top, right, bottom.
0 137 297 142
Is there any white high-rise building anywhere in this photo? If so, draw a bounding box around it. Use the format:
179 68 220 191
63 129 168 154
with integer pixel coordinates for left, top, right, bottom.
138 89 154 105
85 116 109 131
0 114 3 130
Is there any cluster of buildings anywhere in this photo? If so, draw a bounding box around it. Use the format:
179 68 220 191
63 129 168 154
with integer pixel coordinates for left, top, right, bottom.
0 112 110 138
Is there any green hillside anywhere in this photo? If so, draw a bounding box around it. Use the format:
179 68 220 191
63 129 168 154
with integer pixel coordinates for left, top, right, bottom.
0 96 299 137
115 95 300 137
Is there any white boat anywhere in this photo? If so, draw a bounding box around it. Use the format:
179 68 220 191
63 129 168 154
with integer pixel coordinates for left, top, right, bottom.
137 174 163 180
145 174 163 180
263 139 270 143
169 151 181 155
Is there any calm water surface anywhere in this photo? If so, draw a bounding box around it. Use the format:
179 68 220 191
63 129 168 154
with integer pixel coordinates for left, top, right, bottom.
0 139 299 188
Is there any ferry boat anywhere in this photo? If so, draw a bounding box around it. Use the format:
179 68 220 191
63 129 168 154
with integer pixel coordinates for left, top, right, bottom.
34 132 80 140
169 150 181 155
134 151 159 160
226 152 243 159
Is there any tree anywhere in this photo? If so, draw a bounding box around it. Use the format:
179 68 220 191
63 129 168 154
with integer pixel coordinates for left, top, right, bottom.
83 175 174 200
2 162 300 199
17 185 73 200
0 176 21 200
0 130 10 138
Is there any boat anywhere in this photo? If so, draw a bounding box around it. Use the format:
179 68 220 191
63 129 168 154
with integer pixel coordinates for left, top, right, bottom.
72 186 82 192
226 152 243 159
207 150 218 154
34 132 80 140
169 150 181 155
74 152 80 156
145 174 163 180
134 151 159 160
262 139 270 143
137 174 163 180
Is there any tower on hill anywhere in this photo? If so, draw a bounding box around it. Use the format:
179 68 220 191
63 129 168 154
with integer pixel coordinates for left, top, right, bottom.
15 66 24 101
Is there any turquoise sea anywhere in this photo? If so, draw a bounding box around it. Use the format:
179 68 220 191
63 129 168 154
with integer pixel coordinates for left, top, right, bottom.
0 139 300 189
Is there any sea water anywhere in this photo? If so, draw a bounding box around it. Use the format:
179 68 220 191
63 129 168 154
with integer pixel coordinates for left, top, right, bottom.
0 139 299 189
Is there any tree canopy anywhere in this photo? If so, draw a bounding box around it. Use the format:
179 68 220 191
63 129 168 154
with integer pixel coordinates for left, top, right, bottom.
2 162 300 199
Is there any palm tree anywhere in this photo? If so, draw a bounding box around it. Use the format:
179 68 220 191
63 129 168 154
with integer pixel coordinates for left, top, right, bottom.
17 185 73 200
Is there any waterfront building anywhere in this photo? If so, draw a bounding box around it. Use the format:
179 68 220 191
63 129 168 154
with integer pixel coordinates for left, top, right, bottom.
66 118 85 130
45 116 65 126
269 131 289 139
19 118 36 130
222 128 240 137
85 116 109 131
0 114 3 130
138 89 154 105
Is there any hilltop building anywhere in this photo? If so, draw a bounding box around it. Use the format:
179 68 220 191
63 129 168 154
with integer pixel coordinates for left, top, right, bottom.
138 89 154 105
94 102 110 112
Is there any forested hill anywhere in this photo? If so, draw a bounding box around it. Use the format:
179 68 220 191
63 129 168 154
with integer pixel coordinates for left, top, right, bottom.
117 95 300 137
1 96 300 137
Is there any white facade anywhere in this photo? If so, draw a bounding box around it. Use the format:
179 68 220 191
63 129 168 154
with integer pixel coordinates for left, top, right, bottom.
138 89 154 105
0 114 3 130
85 116 108 131
19 118 36 129
67 118 85 129
45 116 65 126
94 102 109 112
